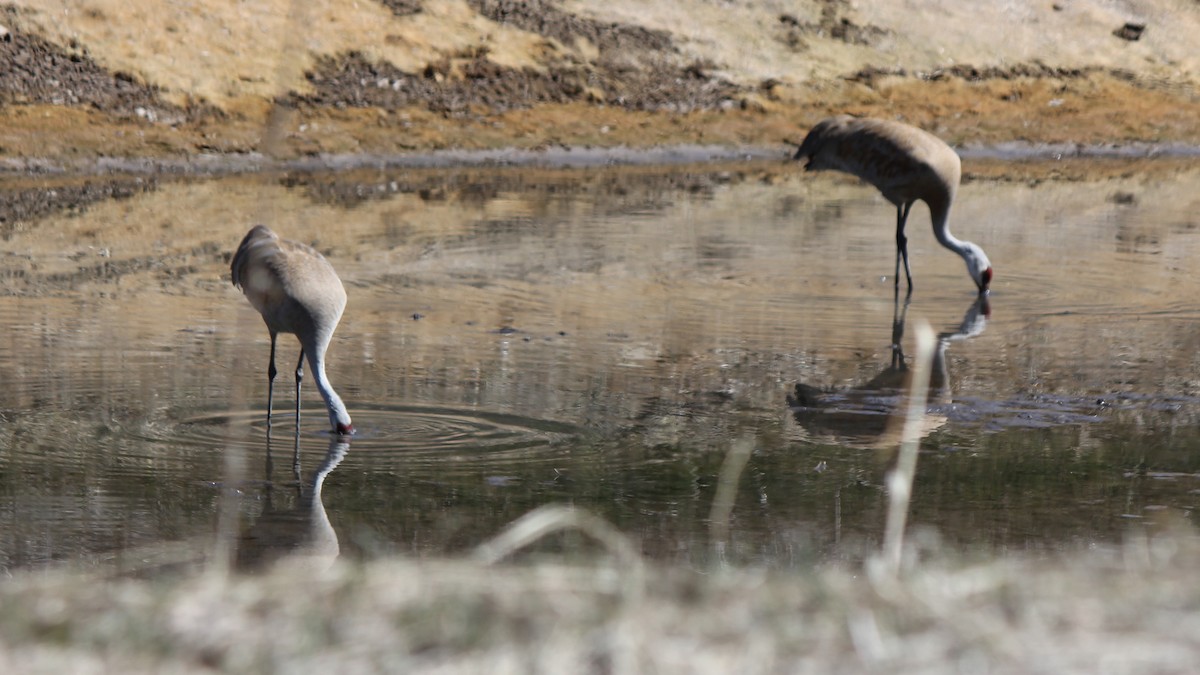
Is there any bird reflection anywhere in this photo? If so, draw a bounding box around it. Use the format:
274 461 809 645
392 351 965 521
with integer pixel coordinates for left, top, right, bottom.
787 293 989 450
235 430 349 573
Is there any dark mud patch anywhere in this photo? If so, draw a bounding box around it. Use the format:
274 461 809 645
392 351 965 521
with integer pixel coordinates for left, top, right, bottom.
777 0 889 51
0 6 216 124
296 51 581 114
378 0 423 17
467 0 673 54
847 61 1103 86
294 0 744 115
294 51 743 116
0 177 158 238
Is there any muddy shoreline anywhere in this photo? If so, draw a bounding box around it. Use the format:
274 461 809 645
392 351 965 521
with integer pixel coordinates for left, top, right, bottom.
3 141 1200 181
2 0 1199 183
3 2 1200 178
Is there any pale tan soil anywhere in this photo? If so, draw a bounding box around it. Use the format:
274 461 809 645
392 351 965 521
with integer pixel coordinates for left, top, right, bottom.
0 0 1197 168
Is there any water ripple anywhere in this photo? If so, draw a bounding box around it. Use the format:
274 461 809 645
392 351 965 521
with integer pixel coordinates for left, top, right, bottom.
165 403 580 464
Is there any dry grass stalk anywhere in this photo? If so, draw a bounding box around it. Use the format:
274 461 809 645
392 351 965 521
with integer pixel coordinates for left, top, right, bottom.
879 319 936 575
709 435 755 558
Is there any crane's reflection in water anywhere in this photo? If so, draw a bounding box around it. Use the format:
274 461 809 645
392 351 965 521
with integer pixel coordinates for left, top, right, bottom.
235 431 350 573
787 294 990 451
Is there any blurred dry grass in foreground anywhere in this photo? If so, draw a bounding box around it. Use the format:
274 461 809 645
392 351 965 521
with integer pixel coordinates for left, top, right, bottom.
2 519 1198 674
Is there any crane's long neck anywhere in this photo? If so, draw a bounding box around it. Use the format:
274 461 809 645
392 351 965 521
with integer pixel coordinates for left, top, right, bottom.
304 336 353 434
928 197 971 262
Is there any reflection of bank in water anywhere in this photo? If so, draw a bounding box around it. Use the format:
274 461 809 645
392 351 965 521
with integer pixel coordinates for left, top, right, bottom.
787 295 989 451
236 436 349 573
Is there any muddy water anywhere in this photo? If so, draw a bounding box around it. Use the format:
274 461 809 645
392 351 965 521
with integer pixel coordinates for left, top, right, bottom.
2 159 1200 572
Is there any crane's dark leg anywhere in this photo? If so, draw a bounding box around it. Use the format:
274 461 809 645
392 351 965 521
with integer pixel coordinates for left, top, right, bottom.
890 285 912 370
895 202 914 294
266 332 279 429
291 419 302 484
893 205 904 287
294 349 305 435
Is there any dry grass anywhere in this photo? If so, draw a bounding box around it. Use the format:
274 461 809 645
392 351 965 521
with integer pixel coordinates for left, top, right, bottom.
2 522 1199 673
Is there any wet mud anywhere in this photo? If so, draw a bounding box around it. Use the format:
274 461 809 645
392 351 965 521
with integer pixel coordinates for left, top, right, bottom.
293 48 741 116
0 6 215 124
297 0 742 116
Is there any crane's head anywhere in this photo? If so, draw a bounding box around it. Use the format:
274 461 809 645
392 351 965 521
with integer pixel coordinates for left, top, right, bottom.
963 242 993 293
792 116 847 168
329 402 354 436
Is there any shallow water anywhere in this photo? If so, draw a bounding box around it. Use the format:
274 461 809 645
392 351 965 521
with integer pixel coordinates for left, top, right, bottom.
2 159 1200 572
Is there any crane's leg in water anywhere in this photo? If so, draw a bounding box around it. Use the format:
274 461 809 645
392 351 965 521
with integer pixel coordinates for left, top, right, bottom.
294 350 305 434
266 332 279 430
890 285 912 370
895 202 914 294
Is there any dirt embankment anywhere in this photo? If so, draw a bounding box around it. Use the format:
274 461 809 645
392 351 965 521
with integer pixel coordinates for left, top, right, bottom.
0 0 1198 167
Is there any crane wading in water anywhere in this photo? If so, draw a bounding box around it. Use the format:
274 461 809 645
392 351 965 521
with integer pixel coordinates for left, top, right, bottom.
793 115 992 294
231 225 354 435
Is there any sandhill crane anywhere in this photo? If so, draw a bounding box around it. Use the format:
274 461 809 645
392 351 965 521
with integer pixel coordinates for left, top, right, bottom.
231 225 354 435
794 115 992 293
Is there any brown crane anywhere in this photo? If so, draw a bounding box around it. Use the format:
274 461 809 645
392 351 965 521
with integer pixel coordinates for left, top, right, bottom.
794 115 992 294
231 225 354 435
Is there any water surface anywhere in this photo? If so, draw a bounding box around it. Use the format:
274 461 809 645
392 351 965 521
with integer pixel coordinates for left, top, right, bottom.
2 159 1200 571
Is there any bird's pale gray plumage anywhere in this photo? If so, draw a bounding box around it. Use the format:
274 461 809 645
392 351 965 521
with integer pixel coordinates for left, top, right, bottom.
794 115 992 293
232 225 353 435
